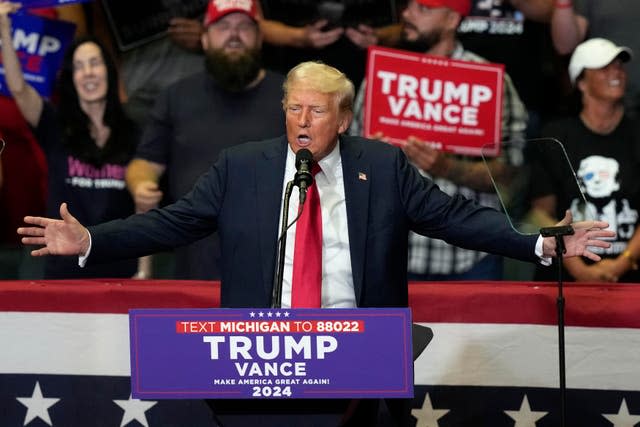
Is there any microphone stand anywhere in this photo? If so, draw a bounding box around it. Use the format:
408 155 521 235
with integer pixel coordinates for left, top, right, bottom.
271 159 313 308
540 224 574 427
271 180 295 309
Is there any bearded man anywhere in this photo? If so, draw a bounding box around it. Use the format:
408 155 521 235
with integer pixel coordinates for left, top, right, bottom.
125 0 285 280
350 0 528 282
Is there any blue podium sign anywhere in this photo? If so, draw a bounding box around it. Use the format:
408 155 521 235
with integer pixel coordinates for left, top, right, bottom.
129 308 413 399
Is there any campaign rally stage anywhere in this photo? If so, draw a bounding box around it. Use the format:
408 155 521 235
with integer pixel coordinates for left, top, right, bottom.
363 46 504 157
129 307 414 399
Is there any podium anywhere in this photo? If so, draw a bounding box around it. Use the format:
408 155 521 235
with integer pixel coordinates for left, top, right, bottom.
129 307 428 426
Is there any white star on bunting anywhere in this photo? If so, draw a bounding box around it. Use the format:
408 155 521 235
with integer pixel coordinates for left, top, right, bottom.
16 381 60 426
602 399 640 427
411 393 449 426
504 395 547 427
114 394 157 427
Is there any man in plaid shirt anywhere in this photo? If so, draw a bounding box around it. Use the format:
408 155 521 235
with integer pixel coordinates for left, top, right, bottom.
350 0 528 280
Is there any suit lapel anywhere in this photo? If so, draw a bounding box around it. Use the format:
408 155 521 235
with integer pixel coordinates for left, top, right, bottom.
256 137 287 297
340 136 370 305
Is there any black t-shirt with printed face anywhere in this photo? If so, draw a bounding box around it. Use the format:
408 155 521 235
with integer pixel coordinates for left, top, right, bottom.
531 116 640 282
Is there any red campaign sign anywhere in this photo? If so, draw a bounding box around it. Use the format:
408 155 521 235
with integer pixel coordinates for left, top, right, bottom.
363 46 504 157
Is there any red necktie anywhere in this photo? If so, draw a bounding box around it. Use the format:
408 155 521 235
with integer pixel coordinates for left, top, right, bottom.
291 165 322 308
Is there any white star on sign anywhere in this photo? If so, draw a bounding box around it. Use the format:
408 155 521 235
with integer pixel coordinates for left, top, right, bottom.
114 394 157 427
504 395 547 427
602 399 640 427
411 393 449 426
16 381 60 426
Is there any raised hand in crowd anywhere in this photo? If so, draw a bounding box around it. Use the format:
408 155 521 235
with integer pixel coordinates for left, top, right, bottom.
401 136 506 193
259 18 343 49
344 24 378 49
401 136 451 177
126 159 165 213
303 20 344 48
168 17 204 52
0 1 19 24
131 180 163 213
345 22 402 49
0 1 43 126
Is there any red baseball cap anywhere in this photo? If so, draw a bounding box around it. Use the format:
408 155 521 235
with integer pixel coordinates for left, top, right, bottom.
203 0 258 27
415 0 472 16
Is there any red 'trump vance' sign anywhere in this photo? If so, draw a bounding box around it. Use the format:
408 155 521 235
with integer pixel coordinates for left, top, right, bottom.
363 46 504 157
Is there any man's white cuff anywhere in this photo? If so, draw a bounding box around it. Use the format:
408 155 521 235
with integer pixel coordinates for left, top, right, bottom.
78 231 92 268
536 235 552 266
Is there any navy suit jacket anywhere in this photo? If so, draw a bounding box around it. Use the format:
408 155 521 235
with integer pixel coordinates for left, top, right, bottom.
89 135 538 307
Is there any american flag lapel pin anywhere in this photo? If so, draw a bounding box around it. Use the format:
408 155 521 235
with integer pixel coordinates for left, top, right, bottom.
358 172 367 181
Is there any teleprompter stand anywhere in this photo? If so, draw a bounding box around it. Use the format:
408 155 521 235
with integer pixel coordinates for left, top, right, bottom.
540 224 574 427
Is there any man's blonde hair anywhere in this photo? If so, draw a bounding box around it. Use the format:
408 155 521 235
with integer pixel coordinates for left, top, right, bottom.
282 61 355 113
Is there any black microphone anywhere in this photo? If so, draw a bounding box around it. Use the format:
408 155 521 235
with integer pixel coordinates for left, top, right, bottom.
271 148 314 308
294 148 314 205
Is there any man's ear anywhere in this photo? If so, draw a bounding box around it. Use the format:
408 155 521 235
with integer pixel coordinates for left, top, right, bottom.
446 10 463 32
338 111 353 134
